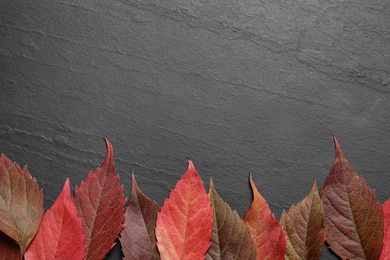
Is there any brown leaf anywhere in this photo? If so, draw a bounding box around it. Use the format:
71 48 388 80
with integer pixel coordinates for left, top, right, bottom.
0 154 43 254
206 178 256 260
280 180 325 259
243 172 286 260
120 173 160 260
321 137 383 259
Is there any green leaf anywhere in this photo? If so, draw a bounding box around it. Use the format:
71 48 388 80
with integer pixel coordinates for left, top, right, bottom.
206 178 256 260
280 180 325 259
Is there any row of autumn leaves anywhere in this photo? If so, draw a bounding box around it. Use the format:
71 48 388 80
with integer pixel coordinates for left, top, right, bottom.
0 137 389 259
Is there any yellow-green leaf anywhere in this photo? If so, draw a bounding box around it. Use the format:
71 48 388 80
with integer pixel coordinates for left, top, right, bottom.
280 180 325 259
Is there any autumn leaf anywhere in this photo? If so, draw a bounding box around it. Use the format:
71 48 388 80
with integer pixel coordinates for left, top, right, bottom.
0 154 43 254
243 172 286 260
120 172 161 260
280 180 325 259
206 178 256 260
321 136 383 259
73 139 126 260
0 231 21 260
24 179 86 260
155 159 213 260
380 199 390 259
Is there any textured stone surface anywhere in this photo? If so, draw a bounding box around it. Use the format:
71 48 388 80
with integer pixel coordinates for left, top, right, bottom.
1 0 389 258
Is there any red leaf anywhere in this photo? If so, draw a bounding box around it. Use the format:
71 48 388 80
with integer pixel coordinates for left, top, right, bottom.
206 178 256 260
280 180 325 259
243 172 286 260
155 159 213 259
321 137 383 259
0 231 21 260
120 173 161 260
380 199 390 259
0 154 43 254
73 139 126 260
24 179 86 260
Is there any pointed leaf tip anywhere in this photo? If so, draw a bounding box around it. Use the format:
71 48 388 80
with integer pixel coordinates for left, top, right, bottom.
321 139 383 259
248 172 261 201
104 138 114 161
332 135 344 158
63 177 69 189
131 171 136 186
186 158 195 171
209 177 214 189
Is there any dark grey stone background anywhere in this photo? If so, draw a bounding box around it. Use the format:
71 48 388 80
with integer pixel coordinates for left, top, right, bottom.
1 0 390 259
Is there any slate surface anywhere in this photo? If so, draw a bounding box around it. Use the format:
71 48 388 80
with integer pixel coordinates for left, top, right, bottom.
1 0 390 258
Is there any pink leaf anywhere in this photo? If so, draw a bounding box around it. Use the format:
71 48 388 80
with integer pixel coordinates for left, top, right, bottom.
155 159 213 260
243 172 286 260
380 199 390 259
24 179 86 260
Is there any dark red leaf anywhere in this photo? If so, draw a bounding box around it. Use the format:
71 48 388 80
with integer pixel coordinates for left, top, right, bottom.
243 172 286 260
0 154 43 254
155 159 213 259
73 139 126 260
206 178 256 260
280 180 325 259
321 137 383 259
380 199 390 259
0 231 21 260
120 173 160 260
24 179 86 260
